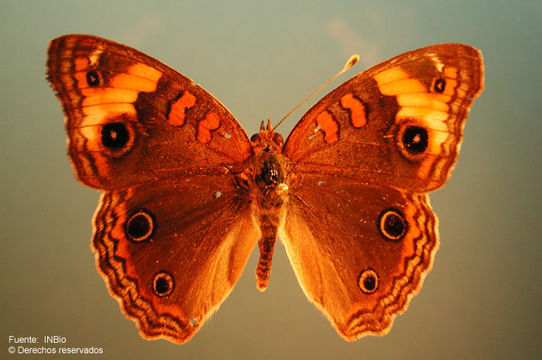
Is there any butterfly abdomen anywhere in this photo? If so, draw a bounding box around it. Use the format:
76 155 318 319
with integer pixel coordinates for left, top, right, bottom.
252 155 290 291
243 127 292 291
255 220 279 291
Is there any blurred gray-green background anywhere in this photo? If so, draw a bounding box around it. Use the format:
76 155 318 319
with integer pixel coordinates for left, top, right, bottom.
1 1 541 359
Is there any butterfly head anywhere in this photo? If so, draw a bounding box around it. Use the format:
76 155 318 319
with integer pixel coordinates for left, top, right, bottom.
250 119 284 154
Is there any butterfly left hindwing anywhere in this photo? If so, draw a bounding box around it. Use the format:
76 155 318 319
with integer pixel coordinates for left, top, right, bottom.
93 178 259 343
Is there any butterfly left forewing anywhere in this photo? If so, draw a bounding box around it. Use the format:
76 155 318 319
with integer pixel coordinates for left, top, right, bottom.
47 34 251 190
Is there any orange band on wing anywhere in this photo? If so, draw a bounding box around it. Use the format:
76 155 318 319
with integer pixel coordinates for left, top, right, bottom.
197 112 221 143
74 56 89 71
373 67 426 95
340 93 368 128
168 92 196 127
442 66 459 96
316 111 339 144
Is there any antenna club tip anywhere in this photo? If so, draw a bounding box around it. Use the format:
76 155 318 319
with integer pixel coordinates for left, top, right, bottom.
344 54 360 70
274 54 360 132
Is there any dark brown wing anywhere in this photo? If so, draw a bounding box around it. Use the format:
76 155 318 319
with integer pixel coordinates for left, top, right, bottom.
92 176 259 343
280 175 437 340
47 34 252 190
283 44 484 192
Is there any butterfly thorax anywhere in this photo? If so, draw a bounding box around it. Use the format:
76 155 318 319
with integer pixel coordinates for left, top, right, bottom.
238 121 291 291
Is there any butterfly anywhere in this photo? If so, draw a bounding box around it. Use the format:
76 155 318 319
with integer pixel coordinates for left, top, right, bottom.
46 34 484 344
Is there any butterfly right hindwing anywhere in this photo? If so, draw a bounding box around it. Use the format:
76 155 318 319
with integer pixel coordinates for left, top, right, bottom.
280 175 438 340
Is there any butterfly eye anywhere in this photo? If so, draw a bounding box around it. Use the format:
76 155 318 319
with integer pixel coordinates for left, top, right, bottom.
86 70 100 87
378 208 407 241
125 209 155 243
358 269 379 294
273 133 284 147
100 121 135 157
250 134 261 143
152 272 174 297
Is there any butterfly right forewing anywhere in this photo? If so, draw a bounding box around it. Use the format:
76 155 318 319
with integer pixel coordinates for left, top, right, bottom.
283 43 483 193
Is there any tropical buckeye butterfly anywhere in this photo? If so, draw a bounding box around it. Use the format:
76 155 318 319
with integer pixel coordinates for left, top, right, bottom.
46 34 484 343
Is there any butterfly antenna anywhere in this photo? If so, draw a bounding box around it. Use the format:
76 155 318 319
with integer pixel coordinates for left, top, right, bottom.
271 54 360 132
